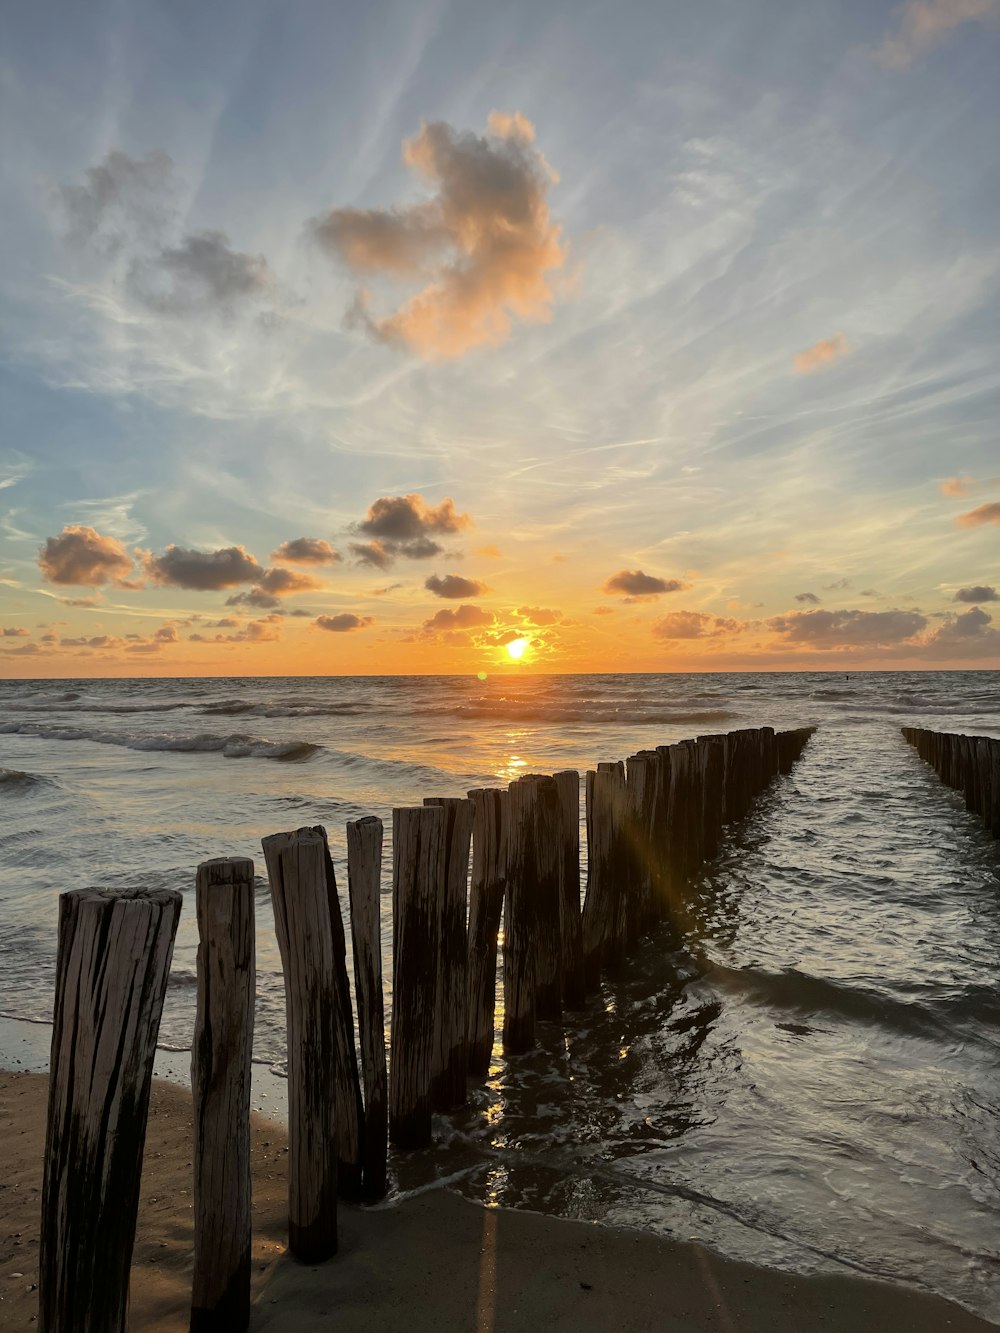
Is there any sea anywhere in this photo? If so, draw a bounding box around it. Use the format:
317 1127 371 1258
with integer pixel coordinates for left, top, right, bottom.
1 670 997 1318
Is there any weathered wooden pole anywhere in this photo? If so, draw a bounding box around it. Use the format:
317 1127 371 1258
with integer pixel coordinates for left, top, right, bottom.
504 775 539 1052
553 770 586 1009
424 795 473 1112
346 816 387 1201
262 828 340 1260
529 775 564 1021
390 804 445 1148
581 766 617 986
598 761 628 967
191 858 255 1333
39 887 181 1333
623 753 654 947
466 788 508 1076
696 735 727 862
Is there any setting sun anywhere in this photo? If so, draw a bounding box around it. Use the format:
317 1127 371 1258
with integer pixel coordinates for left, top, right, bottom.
506 637 529 661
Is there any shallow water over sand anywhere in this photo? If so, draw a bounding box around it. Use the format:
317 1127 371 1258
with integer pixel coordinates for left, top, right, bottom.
1 670 997 1317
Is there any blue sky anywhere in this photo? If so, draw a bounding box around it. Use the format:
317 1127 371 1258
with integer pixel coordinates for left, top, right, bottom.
1 0 999 674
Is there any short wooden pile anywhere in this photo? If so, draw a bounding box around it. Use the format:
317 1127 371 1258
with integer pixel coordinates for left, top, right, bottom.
901 725 1000 838
37 723 815 1332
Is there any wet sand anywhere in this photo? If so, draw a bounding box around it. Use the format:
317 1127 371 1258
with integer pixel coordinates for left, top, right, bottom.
1 1070 995 1332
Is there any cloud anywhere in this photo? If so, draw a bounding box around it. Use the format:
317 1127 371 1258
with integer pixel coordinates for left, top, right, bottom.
312 112 568 358
315 613 374 633
793 332 850 374
129 231 272 316
1 642 44 657
767 608 927 646
359 493 471 542
516 606 563 625
2 626 30 637
58 150 274 317
39 525 134 587
652 611 746 640
955 584 998 602
226 566 323 609
957 502 1000 528
425 573 489 599
940 476 976 497
924 605 1000 656
271 538 340 565
475 545 503 559
795 592 821 605
602 569 688 600
349 541 394 570
875 0 999 69
189 616 281 643
144 544 263 590
422 604 494 634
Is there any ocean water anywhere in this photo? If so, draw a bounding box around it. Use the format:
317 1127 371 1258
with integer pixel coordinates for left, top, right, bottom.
1 671 998 1318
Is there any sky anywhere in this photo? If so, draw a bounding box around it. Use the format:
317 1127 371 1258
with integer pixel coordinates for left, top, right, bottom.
1 0 999 677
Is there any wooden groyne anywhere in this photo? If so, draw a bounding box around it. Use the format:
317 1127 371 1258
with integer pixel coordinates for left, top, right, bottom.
901 726 1000 838
37 723 814 1332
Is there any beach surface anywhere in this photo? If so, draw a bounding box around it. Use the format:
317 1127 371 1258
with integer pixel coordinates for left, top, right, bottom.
1 1071 996 1333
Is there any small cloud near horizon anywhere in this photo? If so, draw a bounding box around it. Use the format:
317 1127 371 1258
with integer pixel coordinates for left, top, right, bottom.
874 0 999 70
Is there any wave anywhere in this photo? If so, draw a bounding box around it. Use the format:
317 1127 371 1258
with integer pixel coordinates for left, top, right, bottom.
704 964 1000 1045
200 699 369 719
12 700 189 715
0 767 55 792
437 703 742 726
0 720 319 762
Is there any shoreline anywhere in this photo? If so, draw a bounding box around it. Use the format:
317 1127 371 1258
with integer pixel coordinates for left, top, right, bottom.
1 1069 996 1332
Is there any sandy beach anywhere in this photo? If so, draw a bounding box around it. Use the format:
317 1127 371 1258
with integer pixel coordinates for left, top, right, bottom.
1 1070 996 1332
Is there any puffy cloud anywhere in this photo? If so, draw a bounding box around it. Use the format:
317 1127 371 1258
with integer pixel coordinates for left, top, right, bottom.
312 112 568 358
1 626 30 637
422 604 494 634
144 544 263 590
516 606 563 625
955 585 998 602
39 525 134 587
188 616 281 644
425 573 489 599
130 231 272 316
602 569 688 600
875 0 999 68
793 332 849 374
652 612 746 640
226 566 322 609
349 540 395 570
315 613 374 633
767 608 927 646
359 493 471 542
271 538 340 565
2 642 44 657
924 606 1000 656
957 502 1000 528
58 150 274 317
795 592 821 605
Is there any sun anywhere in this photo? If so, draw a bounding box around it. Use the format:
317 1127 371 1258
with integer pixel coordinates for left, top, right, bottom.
505 636 529 661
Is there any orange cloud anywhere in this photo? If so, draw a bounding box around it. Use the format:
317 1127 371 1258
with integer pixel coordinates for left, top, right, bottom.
652 611 746 640
940 476 976 496
315 613 374 633
793 332 850 374
957 502 1000 528
875 0 999 68
39 525 134 587
425 573 489 599
313 112 568 358
602 569 688 600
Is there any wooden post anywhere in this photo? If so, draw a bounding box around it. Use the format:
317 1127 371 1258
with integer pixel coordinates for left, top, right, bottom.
623 753 654 947
39 887 181 1333
696 735 726 862
390 805 445 1148
347 816 388 1201
529 775 564 1021
581 766 617 986
262 829 340 1259
553 771 586 1009
466 788 508 1076
503 775 539 1052
191 858 255 1333
424 796 473 1112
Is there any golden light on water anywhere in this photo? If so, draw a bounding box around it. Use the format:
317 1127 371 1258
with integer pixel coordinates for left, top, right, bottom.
505 637 529 661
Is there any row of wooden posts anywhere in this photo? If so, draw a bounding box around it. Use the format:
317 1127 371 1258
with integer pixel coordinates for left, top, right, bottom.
37 723 815 1333
901 726 1000 838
